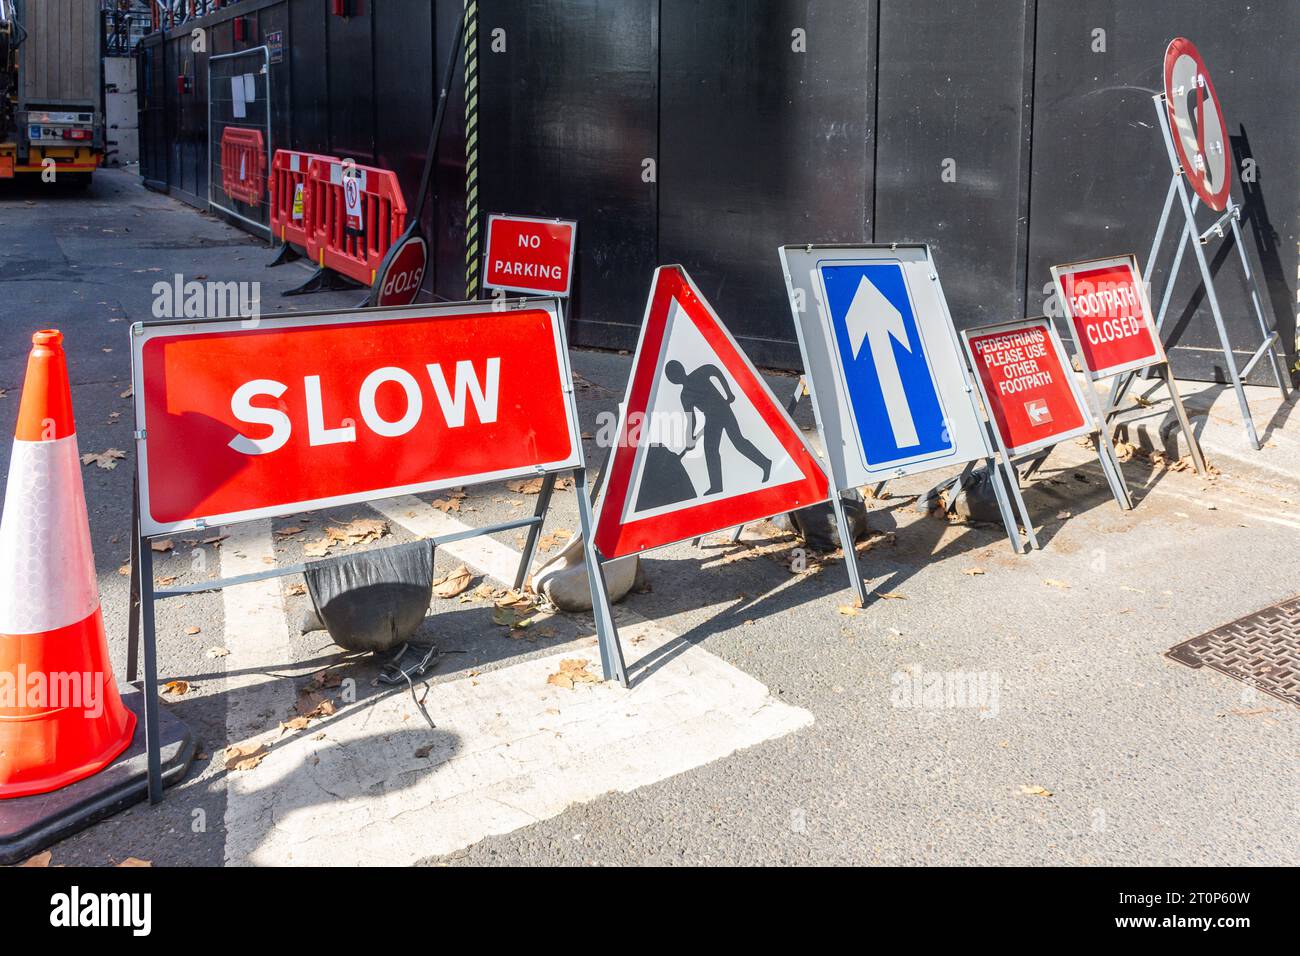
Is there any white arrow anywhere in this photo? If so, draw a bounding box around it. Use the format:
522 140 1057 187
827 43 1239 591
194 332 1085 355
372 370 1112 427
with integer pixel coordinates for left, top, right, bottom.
1027 401 1050 424
844 274 920 448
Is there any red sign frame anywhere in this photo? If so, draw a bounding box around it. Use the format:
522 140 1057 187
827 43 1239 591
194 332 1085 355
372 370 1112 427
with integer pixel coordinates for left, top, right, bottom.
1163 37 1232 213
963 317 1094 457
1050 254 1166 380
593 265 830 559
129 301 583 536
483 214 577 297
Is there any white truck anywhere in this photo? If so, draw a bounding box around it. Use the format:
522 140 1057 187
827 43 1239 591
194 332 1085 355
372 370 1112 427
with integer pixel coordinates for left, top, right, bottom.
1 0 104 185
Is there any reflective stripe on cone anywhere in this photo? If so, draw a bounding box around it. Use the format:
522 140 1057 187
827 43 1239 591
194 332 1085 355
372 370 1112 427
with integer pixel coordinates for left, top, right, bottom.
0 330 136 799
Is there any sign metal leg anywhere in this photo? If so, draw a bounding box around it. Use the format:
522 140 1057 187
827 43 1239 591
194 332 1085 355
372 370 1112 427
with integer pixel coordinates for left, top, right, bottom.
1094 429 1133 511
1160 363 1208 476
139 537 164 805
1228 209 1290 401
127 481 142 683
573 467 627 687
1174 176 1262 449
987 456 1025 554
830 493 869 607
513 471 556 591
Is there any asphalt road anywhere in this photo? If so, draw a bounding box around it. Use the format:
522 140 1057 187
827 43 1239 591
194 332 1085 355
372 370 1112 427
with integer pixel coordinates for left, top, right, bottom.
1 169 1297 867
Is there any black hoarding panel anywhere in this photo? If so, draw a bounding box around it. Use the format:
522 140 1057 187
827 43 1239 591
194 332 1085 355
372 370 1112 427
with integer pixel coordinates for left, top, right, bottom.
874 0 1035 330
374 0 435 253
658 0 875 369
478 0 659 349
431 0 467 302
257 2 293 153
1028 2 1299 383
325 4 375 162
289 0 329 152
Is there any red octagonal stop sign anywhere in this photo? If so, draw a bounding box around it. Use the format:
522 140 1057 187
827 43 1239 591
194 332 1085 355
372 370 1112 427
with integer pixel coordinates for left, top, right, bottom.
372 233 428 307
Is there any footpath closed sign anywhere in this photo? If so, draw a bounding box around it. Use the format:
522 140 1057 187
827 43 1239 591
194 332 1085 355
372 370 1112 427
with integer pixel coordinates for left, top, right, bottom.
129 302 582 535
1051 255 1162 379
483 214 576 297
963 317 1092 457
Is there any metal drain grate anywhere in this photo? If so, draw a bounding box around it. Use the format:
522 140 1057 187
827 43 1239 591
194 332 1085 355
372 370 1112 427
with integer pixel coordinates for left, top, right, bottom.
1167 596 1300 707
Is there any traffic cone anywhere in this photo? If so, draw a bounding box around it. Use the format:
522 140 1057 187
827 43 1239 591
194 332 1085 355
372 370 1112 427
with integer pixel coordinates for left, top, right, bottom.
0 330 135 798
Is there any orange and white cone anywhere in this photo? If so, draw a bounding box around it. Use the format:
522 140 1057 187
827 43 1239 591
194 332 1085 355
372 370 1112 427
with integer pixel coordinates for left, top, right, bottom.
0 330 135 798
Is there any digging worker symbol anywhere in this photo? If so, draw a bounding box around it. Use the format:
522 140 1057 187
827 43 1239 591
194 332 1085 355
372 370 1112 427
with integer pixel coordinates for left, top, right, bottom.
665 359 771 495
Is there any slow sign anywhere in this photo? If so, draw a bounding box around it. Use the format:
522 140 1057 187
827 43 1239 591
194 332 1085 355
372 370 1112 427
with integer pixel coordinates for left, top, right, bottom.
129 301 582 535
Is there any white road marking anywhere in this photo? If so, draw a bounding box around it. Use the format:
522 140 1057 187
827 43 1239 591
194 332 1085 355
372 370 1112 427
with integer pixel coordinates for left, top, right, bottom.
1155 489 1300 531
217 519 296 740
216 495 814 865
225 613 811 866
217 519 300 866
370 495 523 583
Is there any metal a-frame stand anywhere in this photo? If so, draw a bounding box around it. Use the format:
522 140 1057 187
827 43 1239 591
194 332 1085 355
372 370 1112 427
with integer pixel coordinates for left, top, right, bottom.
126 462 626 806
1109 92 1289 450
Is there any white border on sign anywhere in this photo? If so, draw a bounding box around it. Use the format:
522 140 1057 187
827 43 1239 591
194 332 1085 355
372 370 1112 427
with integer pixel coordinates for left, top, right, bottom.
961 316 1098 459
482 213 578 298
128 299 584 537
590 264 830 558
1050 253 1167 381
778 243 995 490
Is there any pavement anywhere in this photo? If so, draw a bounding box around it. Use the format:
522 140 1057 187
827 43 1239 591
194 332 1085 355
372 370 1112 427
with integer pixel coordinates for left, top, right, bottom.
1 168 1297 867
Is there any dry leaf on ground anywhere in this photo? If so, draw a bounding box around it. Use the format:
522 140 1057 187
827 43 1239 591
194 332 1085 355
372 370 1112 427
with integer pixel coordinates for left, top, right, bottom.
537 529 573 550
1043 579 1070 590
117 858 152 867
21 851 52 867
294 690 336 720
162 680 190 695
224 741 270 772
150 539 174 553
304 537 332 558
494 588 533 609
837 604 860 616
492 606 533 630
285 582 307 596
546 658 601 689
431 497 461 513
81 448 127 469
433 564 474 598
1019 785 1053 798
877 592 907 601
325 518 389 546
506 477 544 495
962 567 986 576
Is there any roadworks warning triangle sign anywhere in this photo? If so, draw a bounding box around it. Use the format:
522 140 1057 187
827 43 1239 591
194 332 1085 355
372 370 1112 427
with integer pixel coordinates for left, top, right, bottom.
594 265 830 558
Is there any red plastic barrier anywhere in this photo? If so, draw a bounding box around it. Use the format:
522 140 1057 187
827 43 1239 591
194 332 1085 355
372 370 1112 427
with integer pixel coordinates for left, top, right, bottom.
269 149 336 253
220 126 267 207
306 159 408 286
